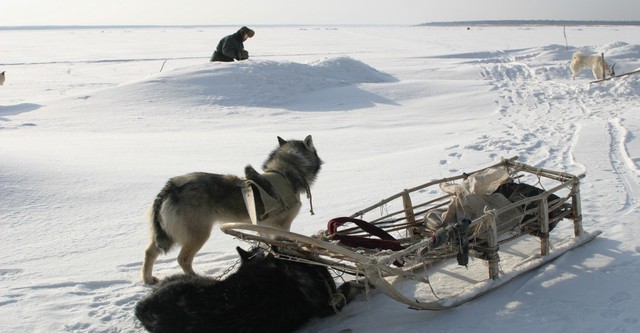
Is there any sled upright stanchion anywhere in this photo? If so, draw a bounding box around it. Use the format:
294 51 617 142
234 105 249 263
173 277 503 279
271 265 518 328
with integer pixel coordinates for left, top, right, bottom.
486 214 500 280
571 177 584 237
539 196 550 256
402 190 416 226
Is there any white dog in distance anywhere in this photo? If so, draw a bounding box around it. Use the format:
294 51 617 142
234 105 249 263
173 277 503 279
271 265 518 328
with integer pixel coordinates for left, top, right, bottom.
570 52 615 80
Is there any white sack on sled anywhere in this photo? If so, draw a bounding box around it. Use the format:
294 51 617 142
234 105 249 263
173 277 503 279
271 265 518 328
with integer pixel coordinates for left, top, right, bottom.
426 167 524 238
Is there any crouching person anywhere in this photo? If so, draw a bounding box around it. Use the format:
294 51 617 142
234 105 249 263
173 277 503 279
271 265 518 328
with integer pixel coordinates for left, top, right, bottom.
210 26 254 62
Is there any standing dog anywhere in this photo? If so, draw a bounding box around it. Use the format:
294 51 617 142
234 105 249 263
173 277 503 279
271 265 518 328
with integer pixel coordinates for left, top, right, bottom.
136 246 363 333
142 135 322 284
0 71 5 85
570 52 614 80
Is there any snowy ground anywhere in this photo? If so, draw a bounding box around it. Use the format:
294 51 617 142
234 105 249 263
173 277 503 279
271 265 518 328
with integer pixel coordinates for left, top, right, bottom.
1 25 640 332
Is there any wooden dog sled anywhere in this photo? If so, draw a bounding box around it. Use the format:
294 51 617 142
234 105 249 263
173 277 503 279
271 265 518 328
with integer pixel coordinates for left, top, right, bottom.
221 157 601 310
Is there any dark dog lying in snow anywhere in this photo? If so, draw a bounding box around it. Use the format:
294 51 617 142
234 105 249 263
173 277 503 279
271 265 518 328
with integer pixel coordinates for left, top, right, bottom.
493 181 569 236
135 246 363 333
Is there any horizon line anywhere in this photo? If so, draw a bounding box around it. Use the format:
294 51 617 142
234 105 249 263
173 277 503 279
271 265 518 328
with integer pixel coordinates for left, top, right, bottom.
2 20 640 30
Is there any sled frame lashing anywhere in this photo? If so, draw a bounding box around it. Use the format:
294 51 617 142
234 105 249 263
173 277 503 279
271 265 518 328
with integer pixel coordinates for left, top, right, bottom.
221 157 600 310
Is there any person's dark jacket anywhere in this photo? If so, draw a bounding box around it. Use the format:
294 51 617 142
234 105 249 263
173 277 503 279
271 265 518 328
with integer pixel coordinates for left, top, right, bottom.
210 30 248 62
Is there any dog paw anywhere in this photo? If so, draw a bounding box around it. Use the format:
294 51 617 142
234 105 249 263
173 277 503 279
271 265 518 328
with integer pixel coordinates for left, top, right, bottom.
143 276 159 285
338 280 372 301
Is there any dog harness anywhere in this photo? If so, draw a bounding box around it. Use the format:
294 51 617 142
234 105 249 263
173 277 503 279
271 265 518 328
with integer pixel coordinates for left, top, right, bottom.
241 172 300 224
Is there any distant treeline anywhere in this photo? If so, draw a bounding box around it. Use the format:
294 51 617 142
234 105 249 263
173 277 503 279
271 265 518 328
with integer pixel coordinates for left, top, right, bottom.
418 20 640 27
0 25 225 31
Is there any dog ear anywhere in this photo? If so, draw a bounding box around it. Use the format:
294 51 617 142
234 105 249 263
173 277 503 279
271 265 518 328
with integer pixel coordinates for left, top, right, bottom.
236 246 252 262
304 135 315 151
277 136 287 146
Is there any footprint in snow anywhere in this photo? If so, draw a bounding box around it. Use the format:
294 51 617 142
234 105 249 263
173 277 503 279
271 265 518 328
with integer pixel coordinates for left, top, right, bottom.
609 291 631 303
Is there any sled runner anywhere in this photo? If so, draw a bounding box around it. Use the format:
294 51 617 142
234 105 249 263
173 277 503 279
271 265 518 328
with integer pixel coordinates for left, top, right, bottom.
221 157 601 310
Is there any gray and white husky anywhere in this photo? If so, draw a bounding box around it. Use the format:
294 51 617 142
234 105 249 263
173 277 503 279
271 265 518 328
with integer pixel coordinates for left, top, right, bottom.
142 135 322 284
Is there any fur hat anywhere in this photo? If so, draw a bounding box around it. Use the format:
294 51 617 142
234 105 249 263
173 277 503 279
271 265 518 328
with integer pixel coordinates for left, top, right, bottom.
239 26 255 38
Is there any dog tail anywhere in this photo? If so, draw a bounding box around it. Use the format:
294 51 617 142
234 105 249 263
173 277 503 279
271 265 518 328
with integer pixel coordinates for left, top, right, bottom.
151 181 175 253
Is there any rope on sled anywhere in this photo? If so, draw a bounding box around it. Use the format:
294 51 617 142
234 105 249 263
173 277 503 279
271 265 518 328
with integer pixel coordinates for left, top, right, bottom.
416 258 442 301
305 182 315 215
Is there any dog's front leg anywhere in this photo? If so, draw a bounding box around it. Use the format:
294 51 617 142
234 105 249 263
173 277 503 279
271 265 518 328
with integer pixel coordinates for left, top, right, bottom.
592 69 600 80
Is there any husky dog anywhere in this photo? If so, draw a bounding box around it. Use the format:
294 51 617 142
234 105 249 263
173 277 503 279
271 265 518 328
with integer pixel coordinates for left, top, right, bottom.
142 135 322 284
0 71 5 85
570 52 614 80
136 246 363 333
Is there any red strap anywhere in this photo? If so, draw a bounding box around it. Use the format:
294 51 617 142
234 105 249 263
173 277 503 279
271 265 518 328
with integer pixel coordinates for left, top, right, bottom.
327 217 404 251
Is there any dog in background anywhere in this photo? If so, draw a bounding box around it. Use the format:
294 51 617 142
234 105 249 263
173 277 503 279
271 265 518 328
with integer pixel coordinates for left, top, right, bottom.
0 71 5 85
141 135 322 284
135 246 364 333
570 52 615 80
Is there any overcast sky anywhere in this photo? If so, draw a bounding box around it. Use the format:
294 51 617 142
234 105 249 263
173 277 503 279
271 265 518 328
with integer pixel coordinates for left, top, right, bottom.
1 0 639 26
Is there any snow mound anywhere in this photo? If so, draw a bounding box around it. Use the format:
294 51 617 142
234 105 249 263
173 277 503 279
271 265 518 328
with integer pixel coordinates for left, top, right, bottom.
118 57 396 109
470 43 640 87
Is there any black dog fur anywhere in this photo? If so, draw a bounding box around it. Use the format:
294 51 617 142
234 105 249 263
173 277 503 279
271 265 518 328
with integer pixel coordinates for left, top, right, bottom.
135 246 362 333
494 181 569 235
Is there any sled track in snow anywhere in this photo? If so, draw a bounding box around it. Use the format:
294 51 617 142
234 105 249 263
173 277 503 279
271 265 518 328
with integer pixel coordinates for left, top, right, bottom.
607 119 640 215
